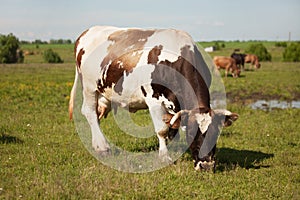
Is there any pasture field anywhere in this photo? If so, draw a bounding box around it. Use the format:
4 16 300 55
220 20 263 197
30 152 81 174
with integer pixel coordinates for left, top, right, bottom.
21 44 74 64
199 41 288 62
0 42 300 199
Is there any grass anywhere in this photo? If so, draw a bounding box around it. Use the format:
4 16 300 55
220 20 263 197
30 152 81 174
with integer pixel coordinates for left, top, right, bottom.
224 62 300 101
21 44 74 63
0 42 300 199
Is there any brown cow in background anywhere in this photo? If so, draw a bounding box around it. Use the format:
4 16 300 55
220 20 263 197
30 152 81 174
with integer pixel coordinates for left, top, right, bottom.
245 54 261 69
213 56 240 77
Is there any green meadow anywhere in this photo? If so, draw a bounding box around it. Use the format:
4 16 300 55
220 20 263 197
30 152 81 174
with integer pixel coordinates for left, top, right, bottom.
0 42 299 199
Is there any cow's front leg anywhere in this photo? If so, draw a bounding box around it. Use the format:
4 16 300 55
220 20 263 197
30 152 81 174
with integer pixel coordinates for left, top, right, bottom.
225 66 229 77
148 104 172 163
157 130 172 163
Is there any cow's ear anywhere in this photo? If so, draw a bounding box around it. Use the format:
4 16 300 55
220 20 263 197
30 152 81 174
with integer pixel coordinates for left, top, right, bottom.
224 112 239 127
213 109 239 127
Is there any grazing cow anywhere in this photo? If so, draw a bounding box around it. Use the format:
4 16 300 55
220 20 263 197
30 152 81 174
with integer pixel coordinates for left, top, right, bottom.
213 56 240 77
231 53 246 70
69 26 238 170
245 54 261 69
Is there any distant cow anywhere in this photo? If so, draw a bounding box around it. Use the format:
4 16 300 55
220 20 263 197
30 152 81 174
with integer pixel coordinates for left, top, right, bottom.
213 56 240 77
69 26 238 171
245 54 261 69
231 53 246 70
204 46 215 52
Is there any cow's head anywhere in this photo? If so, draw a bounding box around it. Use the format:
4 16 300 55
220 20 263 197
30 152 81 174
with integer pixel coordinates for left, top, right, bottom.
255 62 261 69
232 65 241 77
168 108 238 171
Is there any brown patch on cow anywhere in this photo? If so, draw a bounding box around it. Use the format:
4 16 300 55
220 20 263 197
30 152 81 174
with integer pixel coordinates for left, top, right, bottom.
76 48 85 69
107 29 155 53
104 29 155 66
148 45 163 64
74 29 89 56
98 29 155 94
98 51 143 94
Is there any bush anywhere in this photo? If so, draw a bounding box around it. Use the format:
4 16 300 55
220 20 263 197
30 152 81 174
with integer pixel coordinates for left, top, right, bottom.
0 33 24 63
16 49 24 63
246 43 272 61
213 41 225 50
283 42 300 62
275 42 287 47
43 49 63 63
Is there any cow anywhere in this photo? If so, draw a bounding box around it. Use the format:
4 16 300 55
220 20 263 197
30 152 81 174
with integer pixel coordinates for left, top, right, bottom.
231 53 246 70
213 56 240 77
69 26 238 171
244 54 261 69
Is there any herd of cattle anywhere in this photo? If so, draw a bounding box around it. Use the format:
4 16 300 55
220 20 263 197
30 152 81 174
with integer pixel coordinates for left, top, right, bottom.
213 53 261 77
69 26 241 172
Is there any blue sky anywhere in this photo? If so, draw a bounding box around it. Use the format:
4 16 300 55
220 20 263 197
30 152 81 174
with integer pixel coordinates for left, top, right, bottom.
1 0 300 41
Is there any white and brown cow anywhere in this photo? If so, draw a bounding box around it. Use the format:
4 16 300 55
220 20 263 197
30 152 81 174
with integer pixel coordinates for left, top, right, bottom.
69 26 238 170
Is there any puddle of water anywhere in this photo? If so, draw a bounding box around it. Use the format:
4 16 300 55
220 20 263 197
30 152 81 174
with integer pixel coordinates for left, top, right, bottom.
251 100 300 111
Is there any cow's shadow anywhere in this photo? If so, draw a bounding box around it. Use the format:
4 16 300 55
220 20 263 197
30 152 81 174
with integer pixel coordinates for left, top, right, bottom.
244 68 257 72
220 74 246 78
0 134 23 144
215 147 274 171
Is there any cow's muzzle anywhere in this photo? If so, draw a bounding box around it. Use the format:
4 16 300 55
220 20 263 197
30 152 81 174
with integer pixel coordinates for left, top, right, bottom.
194 156 216 172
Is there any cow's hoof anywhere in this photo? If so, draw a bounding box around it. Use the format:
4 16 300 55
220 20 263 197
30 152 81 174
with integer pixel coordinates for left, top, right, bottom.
163 156 173 164
95 149 111 157
159 153 173 164
194 160 215 171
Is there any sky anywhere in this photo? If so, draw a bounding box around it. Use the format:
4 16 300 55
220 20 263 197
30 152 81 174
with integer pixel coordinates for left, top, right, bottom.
1 0 300 42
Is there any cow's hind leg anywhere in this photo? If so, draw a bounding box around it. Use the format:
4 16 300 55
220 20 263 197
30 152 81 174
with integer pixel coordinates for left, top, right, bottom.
81 90 110 156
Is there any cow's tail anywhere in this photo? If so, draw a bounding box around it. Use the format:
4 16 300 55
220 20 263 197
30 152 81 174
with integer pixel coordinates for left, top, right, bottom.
69 67 79 120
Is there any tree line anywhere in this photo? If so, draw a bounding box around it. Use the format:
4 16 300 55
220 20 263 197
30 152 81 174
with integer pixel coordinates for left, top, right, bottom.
1 33 300 64
20 39 73 45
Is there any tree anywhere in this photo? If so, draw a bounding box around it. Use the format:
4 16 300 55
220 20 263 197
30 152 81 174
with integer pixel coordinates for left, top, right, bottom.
275 41 287 47
283 42 300 62
246 43 272 61
43 49 63 63
0 33 24 63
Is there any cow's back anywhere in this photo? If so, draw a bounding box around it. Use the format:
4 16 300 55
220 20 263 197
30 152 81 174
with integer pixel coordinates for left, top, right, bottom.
245 54 256 63
213 56 234 68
